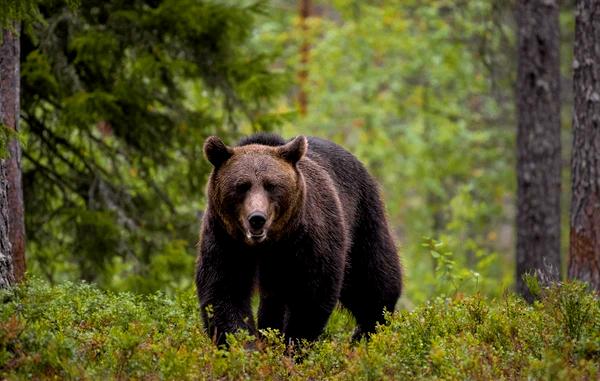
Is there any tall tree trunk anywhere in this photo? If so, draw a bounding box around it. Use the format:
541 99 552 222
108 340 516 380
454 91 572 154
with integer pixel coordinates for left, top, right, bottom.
298 0 310 116
515 0 562 300
568 0 600 291
0 162 15 288
0 25 26 282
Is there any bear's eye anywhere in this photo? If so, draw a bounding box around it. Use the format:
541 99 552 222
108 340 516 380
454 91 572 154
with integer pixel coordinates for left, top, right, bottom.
235 182 251 193
263 182 277 192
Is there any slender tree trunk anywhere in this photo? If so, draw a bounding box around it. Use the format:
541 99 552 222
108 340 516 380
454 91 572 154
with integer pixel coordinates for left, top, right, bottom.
298 0 310 116
568 0 600 291
0 25 26 282
515 0 562 300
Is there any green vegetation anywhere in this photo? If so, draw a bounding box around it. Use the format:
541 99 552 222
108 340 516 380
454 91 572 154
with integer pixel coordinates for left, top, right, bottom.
19 0 286 290
1 278 598 379
2 1 598 378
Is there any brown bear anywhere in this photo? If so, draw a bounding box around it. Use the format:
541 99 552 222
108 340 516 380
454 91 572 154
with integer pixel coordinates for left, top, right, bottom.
196 133 402 346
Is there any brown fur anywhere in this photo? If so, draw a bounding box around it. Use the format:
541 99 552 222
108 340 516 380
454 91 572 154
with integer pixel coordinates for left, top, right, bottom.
196 133 402 346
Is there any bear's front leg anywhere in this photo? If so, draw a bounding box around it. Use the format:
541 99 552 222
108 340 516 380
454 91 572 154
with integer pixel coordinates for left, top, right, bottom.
198 288 255 346
282 242 344 343
196 232 257 346
257 294 286 333
284 298 337 343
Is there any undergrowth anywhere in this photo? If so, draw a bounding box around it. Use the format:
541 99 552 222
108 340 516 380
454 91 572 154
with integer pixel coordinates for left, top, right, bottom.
0 279 598 380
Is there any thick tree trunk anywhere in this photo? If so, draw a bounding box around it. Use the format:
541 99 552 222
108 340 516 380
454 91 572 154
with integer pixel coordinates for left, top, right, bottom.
0 25 26 282
515 0 562 300
0 162 15 288
568 0 600 292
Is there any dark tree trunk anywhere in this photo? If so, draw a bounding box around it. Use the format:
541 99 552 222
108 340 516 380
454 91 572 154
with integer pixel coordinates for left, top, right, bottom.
515 0 562 300
298 0 310 116
0 162 15 288
568 0 600 292
0 25 26 282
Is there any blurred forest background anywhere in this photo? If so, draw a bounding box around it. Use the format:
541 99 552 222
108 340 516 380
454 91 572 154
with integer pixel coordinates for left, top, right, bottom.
0 0 590 304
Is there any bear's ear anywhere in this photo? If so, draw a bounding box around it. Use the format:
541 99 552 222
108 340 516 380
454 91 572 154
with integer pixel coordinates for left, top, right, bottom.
278 136 307 165
204 136 233 168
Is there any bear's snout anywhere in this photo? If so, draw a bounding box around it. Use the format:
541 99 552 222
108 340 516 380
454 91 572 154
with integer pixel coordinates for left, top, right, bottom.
248 212 267 231
242 188 272 244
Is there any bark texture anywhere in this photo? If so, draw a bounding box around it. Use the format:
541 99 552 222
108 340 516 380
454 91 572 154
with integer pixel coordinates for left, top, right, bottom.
0 161 14 288
568 0 600 292
516 0 562 300
0 26 25 282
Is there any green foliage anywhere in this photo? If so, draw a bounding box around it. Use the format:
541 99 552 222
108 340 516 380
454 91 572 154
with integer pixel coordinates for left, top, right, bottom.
0 0 41 29
0 0 79 31
0 125 16 159
1 279 598 379
20 0 286 290
422 237 481 297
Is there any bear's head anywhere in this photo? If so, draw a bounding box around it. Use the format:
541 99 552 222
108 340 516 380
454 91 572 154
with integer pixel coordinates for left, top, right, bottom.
203 136 307 246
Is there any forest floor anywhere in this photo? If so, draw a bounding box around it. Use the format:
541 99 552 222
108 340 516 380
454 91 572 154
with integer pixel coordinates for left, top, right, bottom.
0 278 598 380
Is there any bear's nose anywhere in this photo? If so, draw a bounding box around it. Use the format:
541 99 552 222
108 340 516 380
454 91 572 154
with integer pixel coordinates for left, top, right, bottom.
248 212 267 230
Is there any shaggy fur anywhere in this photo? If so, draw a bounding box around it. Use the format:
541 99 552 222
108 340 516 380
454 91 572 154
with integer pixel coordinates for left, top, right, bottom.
196 133 402 345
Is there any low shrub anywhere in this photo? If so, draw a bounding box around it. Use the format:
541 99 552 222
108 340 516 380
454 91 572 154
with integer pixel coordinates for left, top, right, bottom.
1 279 598 380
